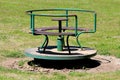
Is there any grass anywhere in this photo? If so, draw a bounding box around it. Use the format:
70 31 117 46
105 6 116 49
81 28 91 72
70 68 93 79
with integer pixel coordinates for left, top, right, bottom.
0 0 120 58
0 66 120 80
0 0 120 80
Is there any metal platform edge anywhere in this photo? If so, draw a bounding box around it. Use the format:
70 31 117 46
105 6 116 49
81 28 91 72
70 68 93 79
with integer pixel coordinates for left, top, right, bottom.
24 48 97 60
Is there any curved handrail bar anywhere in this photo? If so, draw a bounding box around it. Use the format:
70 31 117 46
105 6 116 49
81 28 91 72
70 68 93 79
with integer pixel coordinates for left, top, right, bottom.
33 14 77 17
26 8 96 14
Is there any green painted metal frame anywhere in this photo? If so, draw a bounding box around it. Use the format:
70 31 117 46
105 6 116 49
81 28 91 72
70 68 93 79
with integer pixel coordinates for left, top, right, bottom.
38 35 49 52
26 8 97 52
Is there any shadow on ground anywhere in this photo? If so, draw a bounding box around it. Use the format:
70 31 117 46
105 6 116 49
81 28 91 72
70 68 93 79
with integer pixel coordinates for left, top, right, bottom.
28 59 101 70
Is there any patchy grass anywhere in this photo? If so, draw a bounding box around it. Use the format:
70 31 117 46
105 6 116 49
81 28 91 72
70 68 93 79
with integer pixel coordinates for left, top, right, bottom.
0 66 120 80
0 0 120 58
0 0 120 57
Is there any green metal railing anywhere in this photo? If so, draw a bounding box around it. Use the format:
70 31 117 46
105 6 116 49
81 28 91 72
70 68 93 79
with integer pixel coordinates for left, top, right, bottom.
26 8 97 52
26 8 97 36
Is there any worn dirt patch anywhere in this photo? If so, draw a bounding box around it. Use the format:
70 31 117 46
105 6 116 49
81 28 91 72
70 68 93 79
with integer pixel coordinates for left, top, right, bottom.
0 55 120 73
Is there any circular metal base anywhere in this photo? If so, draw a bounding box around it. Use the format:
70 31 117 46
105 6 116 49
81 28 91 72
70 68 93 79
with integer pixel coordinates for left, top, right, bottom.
24 46 97 60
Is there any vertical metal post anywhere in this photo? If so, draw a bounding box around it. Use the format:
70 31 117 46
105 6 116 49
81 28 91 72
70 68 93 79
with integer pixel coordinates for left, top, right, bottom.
94 13 97 32
30 14 35 35
57 37 63 51
75 15 78 36
66 10 68 27
58 21 62 36
57 20 63 51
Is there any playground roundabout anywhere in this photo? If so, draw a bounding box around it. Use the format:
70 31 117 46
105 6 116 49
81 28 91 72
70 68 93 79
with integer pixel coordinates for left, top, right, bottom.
1 55 120 73
1 8 119 74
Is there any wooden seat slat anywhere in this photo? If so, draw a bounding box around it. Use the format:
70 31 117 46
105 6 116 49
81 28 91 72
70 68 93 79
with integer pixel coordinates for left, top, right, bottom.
32 27 90 36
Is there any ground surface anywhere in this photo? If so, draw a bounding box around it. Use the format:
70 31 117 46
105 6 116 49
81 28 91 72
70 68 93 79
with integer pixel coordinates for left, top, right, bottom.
0 55 120 73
